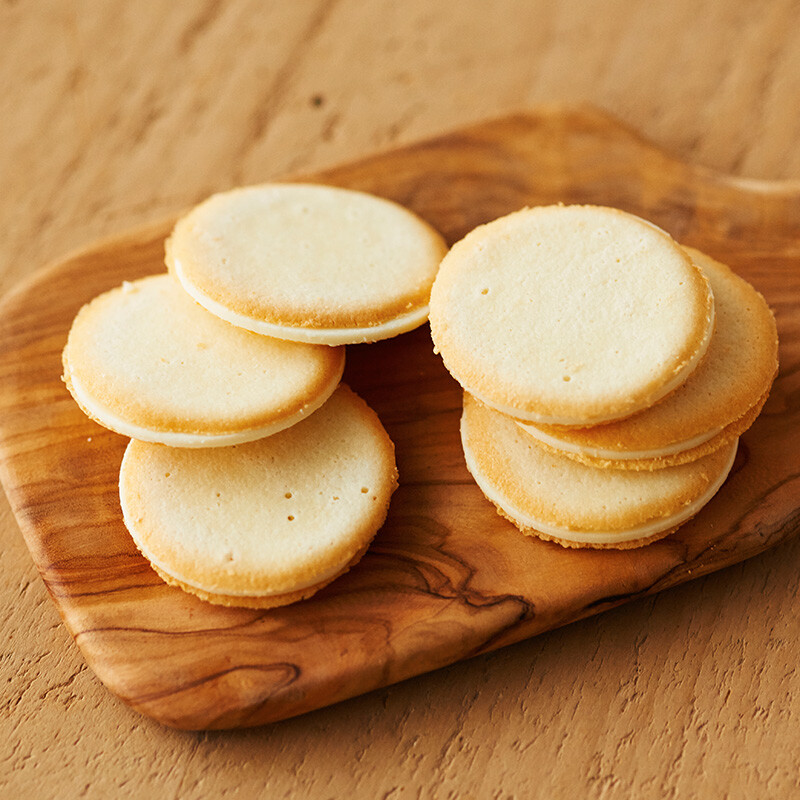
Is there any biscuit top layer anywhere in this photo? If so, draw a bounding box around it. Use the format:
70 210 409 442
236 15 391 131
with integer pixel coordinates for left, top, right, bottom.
430 205 715 425
523 247 778 452
461 393 736 534
166 183 448 331
64 274 344 435
119 385 398 596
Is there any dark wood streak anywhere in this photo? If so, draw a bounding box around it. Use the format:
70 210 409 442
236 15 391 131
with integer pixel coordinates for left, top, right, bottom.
134 663 302 706
75 619 273 639
0 106 799 729
467 600 537 659
49 583 163 599
371 548 535 619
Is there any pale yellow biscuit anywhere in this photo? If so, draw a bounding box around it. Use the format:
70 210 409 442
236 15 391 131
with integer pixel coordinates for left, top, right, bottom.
119 385 398 608
430 205 715 425
518 248 778 468
63 274 344 446
461 394 737 549
166 183 449 344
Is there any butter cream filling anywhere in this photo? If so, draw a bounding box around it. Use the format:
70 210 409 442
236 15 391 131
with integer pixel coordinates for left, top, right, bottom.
172 257 430 345
67 362 342 448
515 420 725 460
461 417 737 545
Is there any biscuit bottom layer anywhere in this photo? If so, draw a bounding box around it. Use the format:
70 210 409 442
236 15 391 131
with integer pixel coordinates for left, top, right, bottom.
516 420 724 460
173 257 430 345
137 536 354 598
462 424 738 546
67 365 342 447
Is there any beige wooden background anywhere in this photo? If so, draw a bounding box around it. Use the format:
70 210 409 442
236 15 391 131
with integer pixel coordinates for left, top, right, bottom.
3 1 800 797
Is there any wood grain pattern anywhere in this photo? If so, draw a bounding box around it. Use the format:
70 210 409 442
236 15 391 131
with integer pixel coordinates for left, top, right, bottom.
1 107 799 731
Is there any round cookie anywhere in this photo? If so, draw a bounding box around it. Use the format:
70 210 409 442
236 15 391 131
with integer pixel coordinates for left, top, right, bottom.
460 394 738 549
119 385 398 608
429 205 715 425
63 274 344 447
518 247 778 469
166 183 449 344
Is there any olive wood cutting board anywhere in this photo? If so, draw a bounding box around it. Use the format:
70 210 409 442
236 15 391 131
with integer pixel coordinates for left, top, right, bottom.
1 106 798 730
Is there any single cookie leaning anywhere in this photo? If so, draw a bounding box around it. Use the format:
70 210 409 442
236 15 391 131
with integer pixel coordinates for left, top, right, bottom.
518 247 779 469
461 394 737 549
430 205 715 425
63 274 344 446
119 385 398 608
167 183 449 345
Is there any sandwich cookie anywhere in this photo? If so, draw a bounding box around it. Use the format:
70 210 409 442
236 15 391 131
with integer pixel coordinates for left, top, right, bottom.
461 394 738 549
119 385 398 608
429 205 715 426
167 183 449 344
518 248 778 469
63 274 344 447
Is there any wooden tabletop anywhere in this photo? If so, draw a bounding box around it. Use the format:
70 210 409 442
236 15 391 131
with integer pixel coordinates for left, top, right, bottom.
2 1 799 797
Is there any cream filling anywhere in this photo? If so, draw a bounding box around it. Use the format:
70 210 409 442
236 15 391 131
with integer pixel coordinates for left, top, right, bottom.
118 479 350 597
465 302 716 426
172 257 430 345
515 420 724 461
461 425 737 545
68 361 343 448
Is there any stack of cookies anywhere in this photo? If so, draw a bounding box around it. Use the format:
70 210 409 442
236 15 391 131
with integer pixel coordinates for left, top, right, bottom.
429 205 778 549
63 183 448 607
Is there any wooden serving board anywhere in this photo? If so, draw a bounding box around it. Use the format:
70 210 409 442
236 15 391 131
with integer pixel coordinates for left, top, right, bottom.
1 106 799 731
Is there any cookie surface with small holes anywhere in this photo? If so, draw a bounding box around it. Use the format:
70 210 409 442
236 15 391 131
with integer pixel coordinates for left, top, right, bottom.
518 247 778 469
460 393 737 549
430 205 715 425
119 385 398 608
167 183 449 344
63 274 344 446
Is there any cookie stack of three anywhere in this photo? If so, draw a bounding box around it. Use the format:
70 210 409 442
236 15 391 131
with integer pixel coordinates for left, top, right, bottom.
429 205 778 549
63 184 448 605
